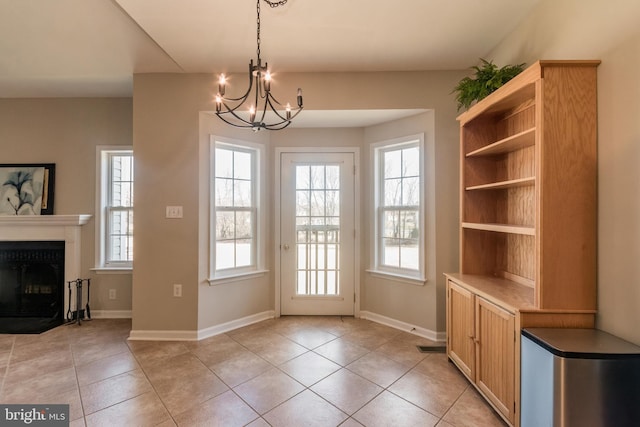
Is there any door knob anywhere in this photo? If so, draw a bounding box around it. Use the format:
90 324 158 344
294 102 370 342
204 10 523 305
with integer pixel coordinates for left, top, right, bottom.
283 244 290 250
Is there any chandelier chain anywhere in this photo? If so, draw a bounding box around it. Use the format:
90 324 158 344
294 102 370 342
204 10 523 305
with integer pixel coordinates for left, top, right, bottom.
257 0 288 61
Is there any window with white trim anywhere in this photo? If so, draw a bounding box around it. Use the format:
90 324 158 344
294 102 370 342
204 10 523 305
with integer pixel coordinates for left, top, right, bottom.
211 138 264 280
95 147 134 270
371 135 425 281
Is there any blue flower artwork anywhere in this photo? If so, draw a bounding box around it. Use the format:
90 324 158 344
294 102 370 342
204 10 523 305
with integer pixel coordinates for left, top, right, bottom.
0 167 45 215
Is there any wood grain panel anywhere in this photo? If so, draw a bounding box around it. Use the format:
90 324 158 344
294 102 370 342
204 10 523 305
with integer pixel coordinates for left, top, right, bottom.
447 281 475 380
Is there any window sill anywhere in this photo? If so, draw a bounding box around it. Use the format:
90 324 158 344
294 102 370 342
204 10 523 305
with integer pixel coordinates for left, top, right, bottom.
208 269 269 286
366 269 427 286
91 267 132 275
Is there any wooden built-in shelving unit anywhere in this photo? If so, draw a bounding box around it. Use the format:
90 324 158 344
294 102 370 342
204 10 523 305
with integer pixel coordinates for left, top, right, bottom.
445 60 600 427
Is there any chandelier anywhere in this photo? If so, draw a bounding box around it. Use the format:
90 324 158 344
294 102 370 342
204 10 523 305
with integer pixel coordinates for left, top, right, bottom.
214 0 303 131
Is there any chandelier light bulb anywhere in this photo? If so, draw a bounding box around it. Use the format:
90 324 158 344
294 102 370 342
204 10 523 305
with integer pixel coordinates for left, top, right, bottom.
249 105 256 123
264 70 272 91
286 103 291 120
218 74 226 96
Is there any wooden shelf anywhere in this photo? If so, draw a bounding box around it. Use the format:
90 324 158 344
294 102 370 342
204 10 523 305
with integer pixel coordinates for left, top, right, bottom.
462 222 535 236
466 177 535 191
466 128 536 157
445 273 535 312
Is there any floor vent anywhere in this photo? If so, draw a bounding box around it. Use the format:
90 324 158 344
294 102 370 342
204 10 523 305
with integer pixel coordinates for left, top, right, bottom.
417 345 446 353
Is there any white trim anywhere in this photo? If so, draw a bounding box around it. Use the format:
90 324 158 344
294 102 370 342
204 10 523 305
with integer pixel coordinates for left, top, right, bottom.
274 146 361 318
129 329 198 341
208 269 269 285
90 310 132 319
197 310 275 340
366 269 427 286
95 145 133 269
370 134 425 279
359 310 445 342
90 267 132 275
209 136 266 279
0 215 91 226
127 310 275 341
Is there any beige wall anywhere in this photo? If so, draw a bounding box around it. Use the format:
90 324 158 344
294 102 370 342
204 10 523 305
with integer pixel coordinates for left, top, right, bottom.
0 98 133 313
132 71 465 335
486 0 640 344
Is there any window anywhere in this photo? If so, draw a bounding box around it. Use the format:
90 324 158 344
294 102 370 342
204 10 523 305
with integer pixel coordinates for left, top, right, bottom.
211 138 265 281
95 147 133 271
371 135 425 282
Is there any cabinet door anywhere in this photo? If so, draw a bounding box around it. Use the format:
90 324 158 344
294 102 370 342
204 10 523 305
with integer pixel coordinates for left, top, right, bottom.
475 297 516 424
447 280 475 380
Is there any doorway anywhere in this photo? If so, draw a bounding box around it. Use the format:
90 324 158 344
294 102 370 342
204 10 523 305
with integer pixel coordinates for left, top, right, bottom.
278 150 357 315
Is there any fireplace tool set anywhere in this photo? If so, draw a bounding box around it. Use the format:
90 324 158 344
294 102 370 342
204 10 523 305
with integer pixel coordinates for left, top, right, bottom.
66 278 91 325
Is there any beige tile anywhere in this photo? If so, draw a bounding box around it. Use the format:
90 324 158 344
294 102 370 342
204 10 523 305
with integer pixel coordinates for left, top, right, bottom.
279 351 341 386
4 350 74 385
229 328 286 351
246 417 271 427
283 327 338 349
0 335 15 352
375 338 429 367
209 348 272 387
173 390 259 426
311 368 383 415
340 418 365 427
252 336 308 365
353 391 439 427
84 390 171 427
234 367 305 414
9 339 71 364
144 354 229 416
190 336 247 366
80 369 153 415
263 389 348 427
341 329 393 351
130 341 190 367
442 386 507 427
346 352 410 388
70 417 86 427
72 338 130 366
413 353 470 388
388 368 467 417
76 350 140 386
0 366 78 402
313 337 369 366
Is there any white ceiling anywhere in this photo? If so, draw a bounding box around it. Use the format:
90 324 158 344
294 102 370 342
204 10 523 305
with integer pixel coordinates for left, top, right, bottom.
0 0 540 126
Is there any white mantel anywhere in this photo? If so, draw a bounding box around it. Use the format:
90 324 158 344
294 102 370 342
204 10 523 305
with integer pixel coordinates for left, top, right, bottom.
0 214 92 316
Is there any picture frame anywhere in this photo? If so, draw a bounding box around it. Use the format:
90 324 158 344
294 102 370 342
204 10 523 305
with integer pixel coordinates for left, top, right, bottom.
0 163 55 215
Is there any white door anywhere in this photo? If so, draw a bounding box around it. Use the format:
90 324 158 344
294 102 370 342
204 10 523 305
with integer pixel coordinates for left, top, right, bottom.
280 152 355 315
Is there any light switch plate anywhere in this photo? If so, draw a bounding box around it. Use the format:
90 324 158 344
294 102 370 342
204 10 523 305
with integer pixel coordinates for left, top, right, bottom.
166 206 183 218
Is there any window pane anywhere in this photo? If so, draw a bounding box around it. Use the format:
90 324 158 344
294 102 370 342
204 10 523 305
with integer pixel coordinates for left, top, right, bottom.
403 147 420 177
310 190 325 217
400 244 419 270
383 210 400 238
235 239 252 267
109 209 133 262
297 166 310 190
384 150 402 179
296 191 310 216
234 179 252 207
326 190 339 217
215 148 233 178
215 178 233 206
384 178 402 206
311 166 324 189
235 211 252 239
216 211 235 240
216 242 234 270
382 237 400 267
234 151 252 180
326 166 340 190
402 177 420 206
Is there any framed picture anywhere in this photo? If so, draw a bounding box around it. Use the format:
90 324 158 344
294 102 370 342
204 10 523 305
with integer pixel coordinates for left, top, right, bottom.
0 163 55 215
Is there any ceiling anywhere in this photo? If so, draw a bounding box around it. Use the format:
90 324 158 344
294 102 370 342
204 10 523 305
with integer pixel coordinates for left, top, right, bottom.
0 0 540 126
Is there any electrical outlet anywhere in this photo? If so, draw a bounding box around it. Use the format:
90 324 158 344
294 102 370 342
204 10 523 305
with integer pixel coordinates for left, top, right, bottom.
173 284 182 297
109 289 117 300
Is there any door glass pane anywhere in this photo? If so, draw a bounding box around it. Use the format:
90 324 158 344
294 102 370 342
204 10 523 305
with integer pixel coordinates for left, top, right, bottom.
295 164 340 296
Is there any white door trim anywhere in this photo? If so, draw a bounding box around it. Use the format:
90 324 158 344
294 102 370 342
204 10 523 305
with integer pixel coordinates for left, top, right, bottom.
274 146 361 318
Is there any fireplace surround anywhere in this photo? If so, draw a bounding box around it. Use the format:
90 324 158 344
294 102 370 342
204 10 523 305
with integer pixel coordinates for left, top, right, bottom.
0 215 91 333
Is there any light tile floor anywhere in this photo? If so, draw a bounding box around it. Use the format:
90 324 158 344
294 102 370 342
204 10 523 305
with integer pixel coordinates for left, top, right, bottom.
0 317 507 426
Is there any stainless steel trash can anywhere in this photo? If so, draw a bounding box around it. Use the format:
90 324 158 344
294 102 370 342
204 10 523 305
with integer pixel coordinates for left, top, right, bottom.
521 328 640 427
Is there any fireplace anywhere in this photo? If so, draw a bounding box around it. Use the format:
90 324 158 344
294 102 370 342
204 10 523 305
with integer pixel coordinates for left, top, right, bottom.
0 214 91 333
0 241 65 332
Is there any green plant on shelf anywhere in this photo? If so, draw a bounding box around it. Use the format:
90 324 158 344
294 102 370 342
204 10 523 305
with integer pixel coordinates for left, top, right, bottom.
453 59 525 111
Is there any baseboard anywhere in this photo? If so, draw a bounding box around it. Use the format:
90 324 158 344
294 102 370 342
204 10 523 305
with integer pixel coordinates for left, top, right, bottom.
90 310 132 319
359 310 446 342
197 310 276 340
128 310 276 341
129 329 198 341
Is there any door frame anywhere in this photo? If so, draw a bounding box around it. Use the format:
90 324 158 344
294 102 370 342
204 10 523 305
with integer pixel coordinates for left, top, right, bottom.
274 146 361 318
